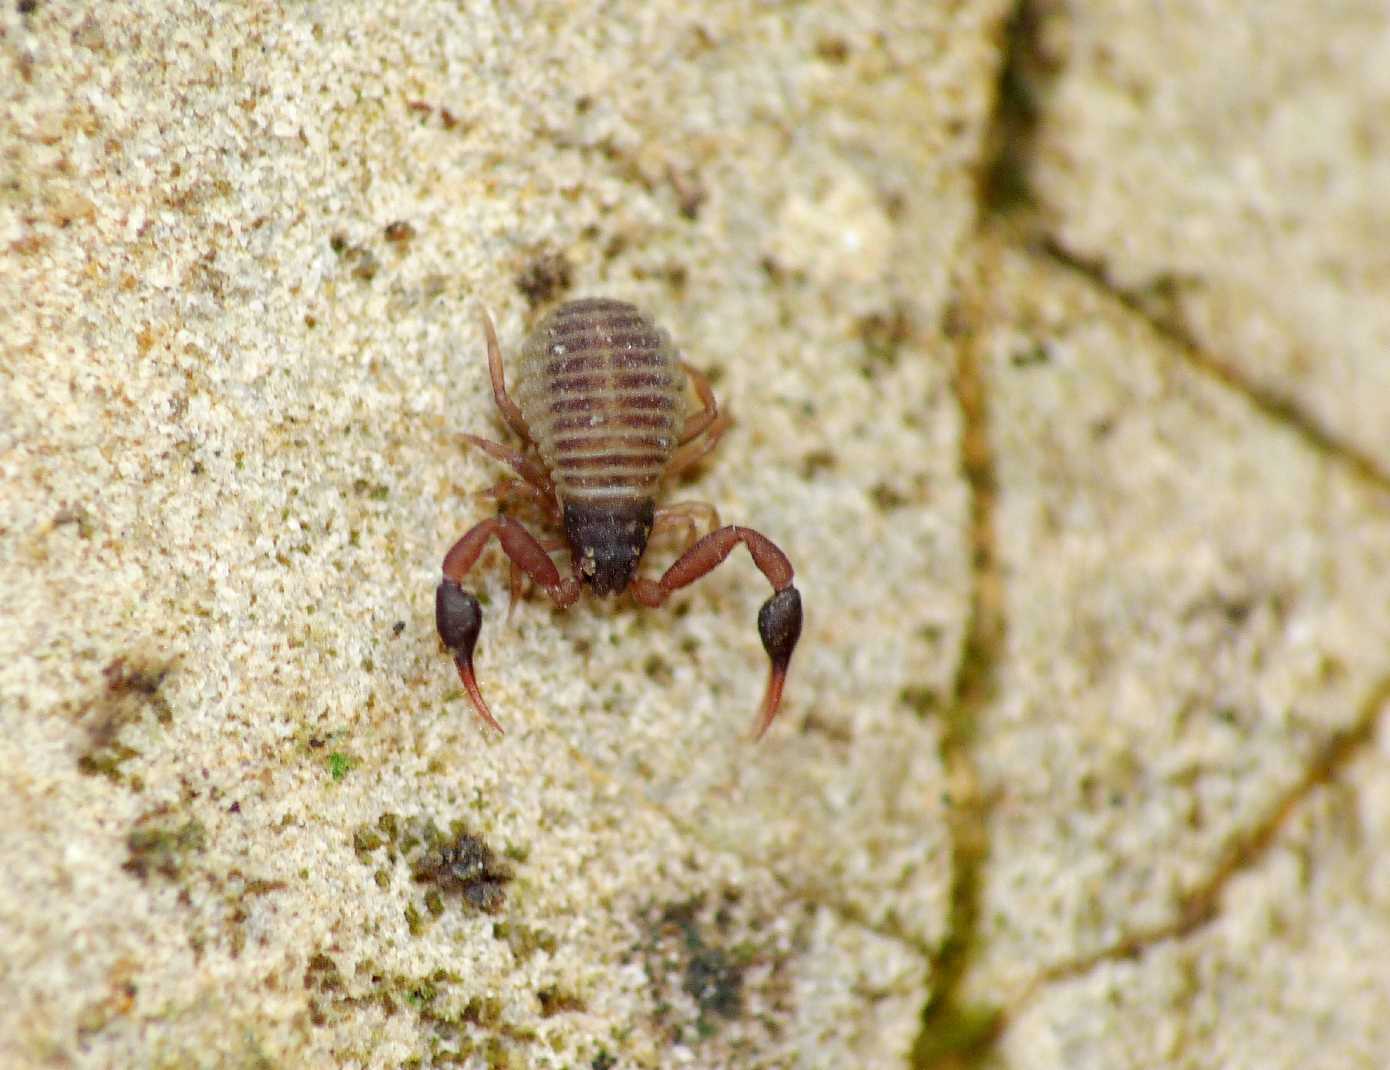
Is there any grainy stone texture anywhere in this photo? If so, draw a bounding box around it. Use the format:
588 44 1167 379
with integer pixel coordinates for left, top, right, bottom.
7 1 1390 1068
1026 0 1390 469
1000 740 1390 1069
955 242 1390 1062
1 2 998 1066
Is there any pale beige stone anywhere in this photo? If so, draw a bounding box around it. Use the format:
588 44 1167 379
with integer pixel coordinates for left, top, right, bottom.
0 1 1002 1066
12 2 1388 1067
999 728 1390 1070
956 238 1390 1067
1027 0 1390 468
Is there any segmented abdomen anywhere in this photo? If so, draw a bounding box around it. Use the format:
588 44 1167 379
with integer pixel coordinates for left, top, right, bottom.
513 298 682 504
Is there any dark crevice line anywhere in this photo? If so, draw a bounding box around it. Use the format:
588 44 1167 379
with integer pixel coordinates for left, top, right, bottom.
1036 237 1390 494
977 0 1050 219
996 0 1390 1015
994 675 1390 1032
992 0 1390 492
911 316 1007 1069
977 0 1390 495
919 0 1390 1061
911 3 1042 1066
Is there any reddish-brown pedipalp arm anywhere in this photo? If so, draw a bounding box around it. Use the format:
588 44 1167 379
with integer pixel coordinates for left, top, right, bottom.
630 525 802 740
437 516 579 732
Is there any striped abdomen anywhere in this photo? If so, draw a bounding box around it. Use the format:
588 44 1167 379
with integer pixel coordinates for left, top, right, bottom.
512 298 682 505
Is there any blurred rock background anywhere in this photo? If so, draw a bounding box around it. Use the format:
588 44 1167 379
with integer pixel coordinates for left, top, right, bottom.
2 3 1387 1067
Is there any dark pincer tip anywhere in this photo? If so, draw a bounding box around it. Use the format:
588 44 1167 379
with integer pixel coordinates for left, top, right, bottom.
436 580 483 659
751 586 803 740
757 586 803 671
436 579 504 732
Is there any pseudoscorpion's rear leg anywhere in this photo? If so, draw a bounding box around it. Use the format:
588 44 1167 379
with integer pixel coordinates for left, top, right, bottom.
666 362 731 481
479 307 534 444
652 501 722 552
459 434 555 502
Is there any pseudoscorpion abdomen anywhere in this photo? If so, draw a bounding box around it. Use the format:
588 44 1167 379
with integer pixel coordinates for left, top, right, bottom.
512 298 682 504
